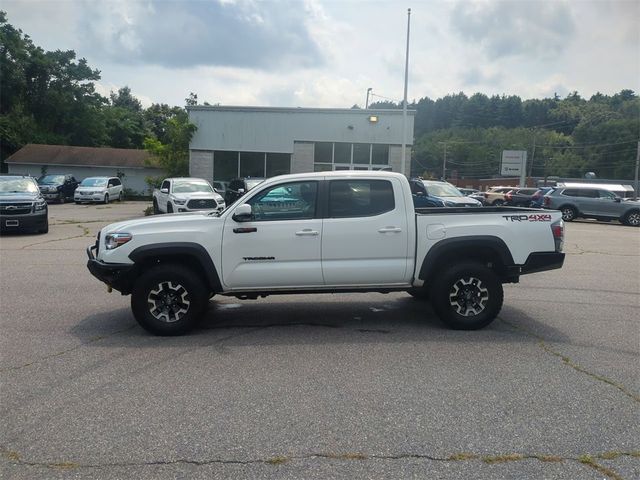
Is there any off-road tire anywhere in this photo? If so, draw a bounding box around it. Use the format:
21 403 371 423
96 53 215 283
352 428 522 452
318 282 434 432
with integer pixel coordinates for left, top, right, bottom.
153 199 160 214
131 264 208 336
167 202 174 213
103 193 109 204
430 262 503 330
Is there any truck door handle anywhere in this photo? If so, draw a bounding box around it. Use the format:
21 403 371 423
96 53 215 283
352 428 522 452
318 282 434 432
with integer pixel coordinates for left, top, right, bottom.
378 227 402 233
233 227 257 233
295 229 319 236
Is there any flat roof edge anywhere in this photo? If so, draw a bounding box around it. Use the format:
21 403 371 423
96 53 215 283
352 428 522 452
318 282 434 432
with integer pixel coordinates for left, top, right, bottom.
187 105 417 115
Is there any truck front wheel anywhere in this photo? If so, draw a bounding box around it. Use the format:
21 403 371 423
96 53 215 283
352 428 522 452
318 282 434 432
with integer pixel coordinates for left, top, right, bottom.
430 262 503 330
131 264 208 336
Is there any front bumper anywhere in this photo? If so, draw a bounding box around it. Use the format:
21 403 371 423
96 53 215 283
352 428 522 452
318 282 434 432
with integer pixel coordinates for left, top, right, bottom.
0 211 47 232
75 192 105 202
86 245 137 294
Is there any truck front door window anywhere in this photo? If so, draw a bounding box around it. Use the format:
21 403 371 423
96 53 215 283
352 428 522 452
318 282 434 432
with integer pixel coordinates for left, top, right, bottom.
247 181 318 221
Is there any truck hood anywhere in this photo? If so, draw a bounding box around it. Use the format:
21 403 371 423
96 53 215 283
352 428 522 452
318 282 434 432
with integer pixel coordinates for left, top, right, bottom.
102 211 220 235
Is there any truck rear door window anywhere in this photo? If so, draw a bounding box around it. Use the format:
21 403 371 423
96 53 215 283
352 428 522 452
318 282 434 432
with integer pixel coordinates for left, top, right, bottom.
329 180 395 218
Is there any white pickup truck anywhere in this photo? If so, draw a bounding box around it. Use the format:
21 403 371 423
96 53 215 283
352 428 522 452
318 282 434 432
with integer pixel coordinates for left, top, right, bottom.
152 177 225 214
88 171 565 335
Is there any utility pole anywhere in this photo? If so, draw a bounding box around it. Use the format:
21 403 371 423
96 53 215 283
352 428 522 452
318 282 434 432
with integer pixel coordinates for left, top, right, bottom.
529 128 537 179
365 88 372 109
634 140 639 201
400 8 411 177
440 142 448 181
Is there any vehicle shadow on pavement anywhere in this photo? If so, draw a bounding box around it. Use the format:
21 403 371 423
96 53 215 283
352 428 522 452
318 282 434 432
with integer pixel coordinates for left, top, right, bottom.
70 295 570 349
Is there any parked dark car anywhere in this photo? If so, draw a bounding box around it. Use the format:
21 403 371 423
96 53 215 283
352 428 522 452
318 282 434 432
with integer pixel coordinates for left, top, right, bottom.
37 174 79 203
530 187 554 208
504 188 539 207
0 175 49 234
412 194 445 208
224 177 265 205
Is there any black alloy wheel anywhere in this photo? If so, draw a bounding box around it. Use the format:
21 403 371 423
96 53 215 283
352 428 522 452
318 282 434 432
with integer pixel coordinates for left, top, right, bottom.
131 264 208 336
430 262 503 330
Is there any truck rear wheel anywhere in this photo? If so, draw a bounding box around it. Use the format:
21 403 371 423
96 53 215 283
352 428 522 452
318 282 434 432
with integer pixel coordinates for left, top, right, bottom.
131 264 208 336
430 262 503 330
407 287 429 300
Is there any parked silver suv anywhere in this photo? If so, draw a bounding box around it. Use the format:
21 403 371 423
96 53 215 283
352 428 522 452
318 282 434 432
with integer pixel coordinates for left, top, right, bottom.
543 187 640 226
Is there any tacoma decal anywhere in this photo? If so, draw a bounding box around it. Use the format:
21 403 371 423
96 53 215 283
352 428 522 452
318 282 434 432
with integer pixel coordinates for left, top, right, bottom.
243 256 276 261
503 214 552 222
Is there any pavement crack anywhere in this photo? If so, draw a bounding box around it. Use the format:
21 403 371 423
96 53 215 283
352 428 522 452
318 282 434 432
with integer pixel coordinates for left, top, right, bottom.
20 225 92 250
3 447 638 475
0 326 136 373
498 317 640 404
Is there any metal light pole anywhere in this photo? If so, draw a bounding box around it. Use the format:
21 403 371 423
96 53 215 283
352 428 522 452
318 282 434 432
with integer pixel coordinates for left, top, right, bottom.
439 142 448 181
634 140 639 201
365 88 372 109
400 8 411 177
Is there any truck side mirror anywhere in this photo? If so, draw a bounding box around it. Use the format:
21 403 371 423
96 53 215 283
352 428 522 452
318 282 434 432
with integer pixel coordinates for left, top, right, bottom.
232 203 252 222
160 188 169 194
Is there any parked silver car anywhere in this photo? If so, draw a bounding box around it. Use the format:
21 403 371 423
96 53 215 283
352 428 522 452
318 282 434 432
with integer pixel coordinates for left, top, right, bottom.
543 186 639 226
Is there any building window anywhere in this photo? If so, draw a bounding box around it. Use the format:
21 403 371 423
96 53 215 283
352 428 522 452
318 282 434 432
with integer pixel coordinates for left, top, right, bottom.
214 151 239 181
314 143 333 163
372 144 389 165
214 150 291 181
266 153 291 177
310 142 390 171
333 143 351 164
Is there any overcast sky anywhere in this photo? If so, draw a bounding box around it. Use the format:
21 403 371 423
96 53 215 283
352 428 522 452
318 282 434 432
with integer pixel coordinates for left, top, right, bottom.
4 0 639 108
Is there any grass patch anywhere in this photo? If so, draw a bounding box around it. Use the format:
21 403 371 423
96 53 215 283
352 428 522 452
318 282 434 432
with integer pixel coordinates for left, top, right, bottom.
579 455 623 480
447 453 478 461
265 456 289 465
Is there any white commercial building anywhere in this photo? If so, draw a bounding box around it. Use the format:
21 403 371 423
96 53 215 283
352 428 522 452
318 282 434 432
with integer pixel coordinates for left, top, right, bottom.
187 106 416 184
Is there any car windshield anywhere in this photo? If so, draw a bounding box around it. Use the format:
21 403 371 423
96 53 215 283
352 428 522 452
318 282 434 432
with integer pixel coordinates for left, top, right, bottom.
172 181 213 193
426 182 463 197
80 178 107 187
0 177 39 193
38 175 65 184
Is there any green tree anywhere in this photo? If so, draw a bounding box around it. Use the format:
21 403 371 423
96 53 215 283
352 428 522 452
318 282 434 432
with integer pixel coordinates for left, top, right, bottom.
143 114 197 178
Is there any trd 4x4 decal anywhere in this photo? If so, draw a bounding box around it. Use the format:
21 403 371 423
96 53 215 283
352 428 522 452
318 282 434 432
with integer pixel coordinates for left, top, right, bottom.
502 214 552 222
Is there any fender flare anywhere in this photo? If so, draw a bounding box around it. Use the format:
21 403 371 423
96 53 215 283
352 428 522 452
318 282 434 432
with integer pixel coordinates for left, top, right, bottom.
418 235 515 281
129 242 222 292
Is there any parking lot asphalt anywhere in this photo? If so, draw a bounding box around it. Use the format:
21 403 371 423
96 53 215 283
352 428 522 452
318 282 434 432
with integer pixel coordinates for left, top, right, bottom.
1 202 638 479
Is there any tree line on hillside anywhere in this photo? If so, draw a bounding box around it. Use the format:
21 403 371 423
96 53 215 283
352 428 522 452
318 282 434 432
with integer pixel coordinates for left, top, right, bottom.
368 90 639 180
1 11 638 180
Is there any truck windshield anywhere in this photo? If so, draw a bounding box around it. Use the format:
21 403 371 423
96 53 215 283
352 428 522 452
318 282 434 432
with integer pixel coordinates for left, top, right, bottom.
172 181 213 193
38 175 65 184
0 177 39 193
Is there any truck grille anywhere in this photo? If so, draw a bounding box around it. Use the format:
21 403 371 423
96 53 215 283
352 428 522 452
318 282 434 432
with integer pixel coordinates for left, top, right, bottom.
0 202 33 215
187 199 217 209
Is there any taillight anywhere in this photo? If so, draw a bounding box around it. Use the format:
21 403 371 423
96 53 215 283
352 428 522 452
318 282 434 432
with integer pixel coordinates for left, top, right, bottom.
505 193 512 201
551 220 564 252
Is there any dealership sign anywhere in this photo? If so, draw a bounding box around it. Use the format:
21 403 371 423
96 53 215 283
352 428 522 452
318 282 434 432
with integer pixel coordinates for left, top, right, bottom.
501 150 527 176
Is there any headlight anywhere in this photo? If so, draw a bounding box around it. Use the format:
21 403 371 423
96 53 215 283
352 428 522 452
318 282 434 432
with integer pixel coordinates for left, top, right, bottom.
34 199 47 211
104 233 132 250
172 198 187 205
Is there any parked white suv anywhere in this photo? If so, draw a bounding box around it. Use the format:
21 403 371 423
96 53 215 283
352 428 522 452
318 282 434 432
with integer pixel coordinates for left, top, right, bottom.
152 178 225 214
75 177 123 204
